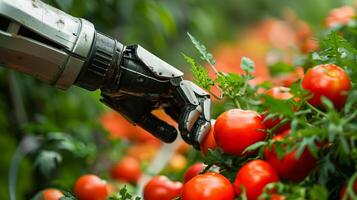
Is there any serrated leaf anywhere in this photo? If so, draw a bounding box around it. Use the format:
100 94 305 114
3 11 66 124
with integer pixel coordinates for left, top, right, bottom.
242 141 267 154
187 33 216 66
240 57 255 73
183 53 214 91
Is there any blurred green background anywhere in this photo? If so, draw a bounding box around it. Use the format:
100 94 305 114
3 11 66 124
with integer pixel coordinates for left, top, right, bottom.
0 0 352 199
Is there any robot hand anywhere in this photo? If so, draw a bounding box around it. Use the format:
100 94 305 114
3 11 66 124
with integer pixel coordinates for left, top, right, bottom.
0 0 211 148
96 45 212 148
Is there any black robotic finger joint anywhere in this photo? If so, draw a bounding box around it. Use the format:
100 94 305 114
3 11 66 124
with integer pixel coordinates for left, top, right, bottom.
138 113 178 143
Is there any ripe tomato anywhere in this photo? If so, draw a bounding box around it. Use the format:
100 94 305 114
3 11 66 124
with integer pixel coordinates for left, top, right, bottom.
38 189 63 200
302 64 351 109
74 174 109 200
200 121 217 155
181 172 235 200
111 156 142 184
265 129 317 182
183 162 206 183
214 109 267 156
325 6 355 28
234 160 279 200
340 181 357 200
143 176 182 200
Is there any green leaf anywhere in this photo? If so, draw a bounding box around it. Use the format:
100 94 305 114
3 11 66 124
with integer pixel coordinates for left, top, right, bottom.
59 191 76 200
240 57 255 74
187 32 216 66
321 96 334 110
109 185 141 200
242 141 267 154
183 53 214 91
309 185 328 200
34 150 62 177
269 62 294 76
204 148 233 169
260 95 295 117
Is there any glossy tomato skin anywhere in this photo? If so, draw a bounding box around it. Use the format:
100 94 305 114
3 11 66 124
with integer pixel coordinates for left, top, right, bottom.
214 109 267 156
40 189 63 200
234 160 279 200
143 176 182 200
183 162 206 183
265 130 317 182
200 120 217 155
111 156 142 184
182 172 235 200
302 64 351 109
74 174 109 200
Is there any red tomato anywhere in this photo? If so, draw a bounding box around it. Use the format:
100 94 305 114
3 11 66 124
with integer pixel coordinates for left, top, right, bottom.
340 181 357 200
74 174 109 200
39 189 63 200
200 121 217 155
111 156 142 184
214 109 267 156
182 172 235 200
325 6 355 28
183 162 206 183
265 130 317 182
143 176 182 200
234 160 279 200
302 64 351 109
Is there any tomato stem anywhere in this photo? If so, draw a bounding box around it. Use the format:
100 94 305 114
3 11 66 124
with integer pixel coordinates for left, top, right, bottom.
233 98 242 109
306 102 327 117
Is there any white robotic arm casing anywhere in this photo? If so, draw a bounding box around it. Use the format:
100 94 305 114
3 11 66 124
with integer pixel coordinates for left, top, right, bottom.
0 0 95 89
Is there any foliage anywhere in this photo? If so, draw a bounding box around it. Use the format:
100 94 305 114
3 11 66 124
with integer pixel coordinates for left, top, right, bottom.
109 186 141 200
184 22 357 199
0 0 353 199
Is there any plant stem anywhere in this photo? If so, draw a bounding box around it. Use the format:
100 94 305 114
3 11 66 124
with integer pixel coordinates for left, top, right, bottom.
306 102 327 117
233 98 242 109
344 110 357 123
270 118 290 133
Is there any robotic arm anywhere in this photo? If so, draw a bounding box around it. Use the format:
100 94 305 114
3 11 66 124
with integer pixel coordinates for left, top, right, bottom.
0 0 211 149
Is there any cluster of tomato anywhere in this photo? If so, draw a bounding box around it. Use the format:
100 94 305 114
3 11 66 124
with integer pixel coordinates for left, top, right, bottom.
33 5 356 200
141 63 352 200
33 109 191 200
